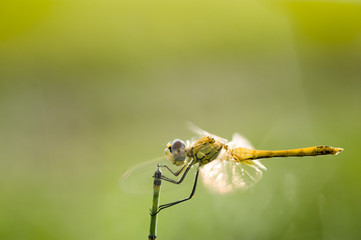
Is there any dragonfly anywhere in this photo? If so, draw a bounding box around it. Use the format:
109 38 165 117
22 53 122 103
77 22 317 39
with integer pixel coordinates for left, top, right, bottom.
123 123 343 215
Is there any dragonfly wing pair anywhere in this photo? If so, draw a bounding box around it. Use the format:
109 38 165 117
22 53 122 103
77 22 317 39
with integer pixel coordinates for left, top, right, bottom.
190 125 266 194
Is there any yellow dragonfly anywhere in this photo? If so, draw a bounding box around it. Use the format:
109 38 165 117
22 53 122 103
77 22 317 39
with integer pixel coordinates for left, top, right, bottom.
123 123 343 215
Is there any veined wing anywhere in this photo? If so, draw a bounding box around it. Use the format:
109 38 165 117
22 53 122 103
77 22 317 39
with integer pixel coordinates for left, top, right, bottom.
189 124 266 191
187 122 228 143
121 157 197 194
120 156 192 195
121 157 166 194
227 132 254 149
200 149 263 194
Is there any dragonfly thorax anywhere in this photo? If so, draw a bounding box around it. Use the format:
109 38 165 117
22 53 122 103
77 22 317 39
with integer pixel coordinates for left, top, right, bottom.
189 136 223 165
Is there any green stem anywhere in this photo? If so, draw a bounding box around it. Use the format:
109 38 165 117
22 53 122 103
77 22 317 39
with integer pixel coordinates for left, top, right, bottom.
149 167 162 240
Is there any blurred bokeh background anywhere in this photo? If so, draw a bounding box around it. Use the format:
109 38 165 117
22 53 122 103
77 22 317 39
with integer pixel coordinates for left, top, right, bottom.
1 0 360 239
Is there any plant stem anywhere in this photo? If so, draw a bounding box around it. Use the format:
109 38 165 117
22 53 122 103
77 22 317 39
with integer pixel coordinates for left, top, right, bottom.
149 167 162 240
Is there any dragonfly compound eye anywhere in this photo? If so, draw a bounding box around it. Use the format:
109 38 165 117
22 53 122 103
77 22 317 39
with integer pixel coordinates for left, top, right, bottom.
171 139 186 162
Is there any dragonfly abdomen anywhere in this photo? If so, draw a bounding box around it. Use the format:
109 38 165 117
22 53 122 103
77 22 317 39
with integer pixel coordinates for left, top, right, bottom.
233 146 343 161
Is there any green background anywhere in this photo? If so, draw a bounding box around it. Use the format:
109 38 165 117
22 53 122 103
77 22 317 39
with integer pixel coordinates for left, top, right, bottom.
1 0 360 239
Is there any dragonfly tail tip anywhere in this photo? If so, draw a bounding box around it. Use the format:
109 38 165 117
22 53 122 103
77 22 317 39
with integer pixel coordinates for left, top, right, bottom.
333 147 344 155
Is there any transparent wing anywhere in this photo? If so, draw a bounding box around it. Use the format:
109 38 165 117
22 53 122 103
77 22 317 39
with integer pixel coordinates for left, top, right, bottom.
121 157 166 195
187 122 228 143
121 157 196 195
228 132 254 149
200 149 264 194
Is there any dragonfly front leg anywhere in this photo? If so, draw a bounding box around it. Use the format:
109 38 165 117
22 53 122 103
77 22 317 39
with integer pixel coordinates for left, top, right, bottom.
151 168 200 216
157 162 188 177
156 160 194 184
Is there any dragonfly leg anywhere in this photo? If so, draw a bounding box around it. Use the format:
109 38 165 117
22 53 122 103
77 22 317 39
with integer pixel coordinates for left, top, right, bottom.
151 168 200 216
159 160 193 185
157 162 188 177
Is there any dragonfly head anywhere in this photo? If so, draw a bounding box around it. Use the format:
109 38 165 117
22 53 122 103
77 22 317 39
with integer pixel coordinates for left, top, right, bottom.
165 139 186 166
